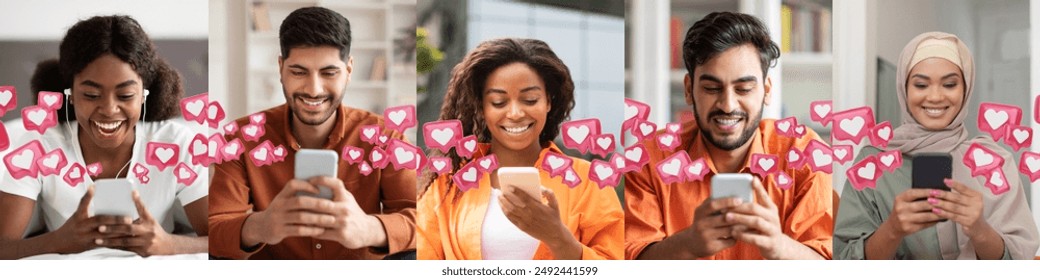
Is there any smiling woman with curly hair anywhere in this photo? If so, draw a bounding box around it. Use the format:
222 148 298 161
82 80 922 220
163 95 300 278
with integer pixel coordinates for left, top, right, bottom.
416 38 623 260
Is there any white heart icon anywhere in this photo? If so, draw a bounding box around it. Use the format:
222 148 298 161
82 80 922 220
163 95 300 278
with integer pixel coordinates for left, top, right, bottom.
659 135 674 146
462 167 477 182
155 148 174 163
431 128 455 145
432 160 447 170
363 128 376 139
251 114 264 123
11 149 35 169
565 170 577 182
1013 129 1029 143
990 171 1004 186
479 159 491 169
614 157 626 169
42 95 58 106
812 150 833 167
348 150 361 160
687 162 703 175
27 109 47 126
361 164 371 172
877 127 891 140
594 165 614 180
625 105 638 120
984 109 1009 130
179 168 192 179
185 100 205 117
639 123 653 136
224 143 239 155
192 140 207 155
857 163 876 180
758 158 775 171
41 154 59 169
208 141 219 157
567 125 590 144
839 116 865 136
880 154 895 166
777 121 791 132
661 159 680 176
973 149 993 167
778 174 790 185
0 90 12 106
596 137 612 150
788 150 800 162
254 148 268 161
625 148 643 162
244 126 258 137
69 168 82 179
1027 157 1040 173
463 140 476 151
88 165 99 174
372 151 383 162
207 104 219 119
224 123 236 133
834 149 848 160
274 147 285 157
547 156 565 169
813 104 831 118
388 110 407 125
394 148 415 164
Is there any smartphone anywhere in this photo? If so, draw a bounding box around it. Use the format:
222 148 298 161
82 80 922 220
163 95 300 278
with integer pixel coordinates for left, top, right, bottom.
92 178 138 219
294 149 338 199
711 173 754 203
496 167 541 199
912 153 952 192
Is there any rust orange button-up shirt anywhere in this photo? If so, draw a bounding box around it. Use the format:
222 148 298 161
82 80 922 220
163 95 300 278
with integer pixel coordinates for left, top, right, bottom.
209 104 417 259
624 118 833 260
417 143 624 260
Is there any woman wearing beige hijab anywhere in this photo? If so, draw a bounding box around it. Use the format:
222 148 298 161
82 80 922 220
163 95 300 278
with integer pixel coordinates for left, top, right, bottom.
834 32 1039 259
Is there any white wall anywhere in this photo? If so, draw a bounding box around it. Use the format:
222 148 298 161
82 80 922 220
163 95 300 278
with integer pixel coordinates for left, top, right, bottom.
0 0 208 40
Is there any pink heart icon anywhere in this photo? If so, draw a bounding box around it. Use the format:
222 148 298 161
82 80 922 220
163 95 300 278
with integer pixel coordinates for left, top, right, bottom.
145 142 180 172
665 122 681 134
631 119 657 143
220 138 245 162
453 161 481 191
37 91 63 111
223 122 239 135
474 154 499 174
360 125 381 145
684 157 710 182
249 140 275 167
271 145 288 163
786 147 805 170
792 125 806 137
429 156 452 175
775 170 793 190
205 101 226 129
609 153 627 173
1004 125 1032 152
3 140 44 180
36 148 68 176
749 153 779 178
21 105 57 134
831 106 875 145
561 166 582 188
0 85 17 115
370 147 390 169
622 98 651 138
341 145 365 165
560 118 602 153
962 142 1004 177
240 123 266 142
0 122 9 152
977 102 1022 141
63 162 86 187
809 100 833 126
540 151 573 179
804 139 834 174
132 163 150 178
877 150 903 172
422 120 462 153
383 104 417 133
1019 151 1040 182
831 144 853 165
179 93 208 125
984 168 1010 195
774 116 797 137
623 144 650 173
208 133 228 164
378 135 389 146
455 135 478 159
590 133 616 158
86 162 103 177
846 155 881 191
249 112 267 125
655 151 691 185
655 132 679 152
868 121 893 148
189 133 212 167
174 162 198 186
388 139 423 171
139 174 151 184
589 159 619 189
358 161 373 176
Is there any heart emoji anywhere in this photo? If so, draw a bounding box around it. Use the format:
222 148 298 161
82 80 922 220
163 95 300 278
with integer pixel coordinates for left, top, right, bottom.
240 123 265 142
963 142 1003 177
86 162 102 176
589 159 620 189
804 139 834 174
656 132 679 152
223 122 239 135
174 162 199 186
360 125 381 144
271 145 287 163
145 142 180 172
383 105 417 133
540 151 573 179
221 138 245 161
793 125 806 137
0 85 17 114
138 174 151 184
590 133 616 158
775 170 793 190
831 144 852 165
684 157 710 182
207 133 228 164
610 153 627 171
21 105 57 134
35 148 68 176
749 153 779 178
474 154 499 173
1018 151 1040 182
621 98 651 137
370 147 390 169
179 93 208 124
774 117 795 136
205 100 226 129
846 155 881 191
249 112 267 125
422 120 463 153
341 146 365 165
562 167 582 188
984 168 1010 195
877 150 903 172
656 151 691 185
358 161 373 176
452 161 481 191
455 135 478 159
388 139 423 170
37 91 64 111
249 140 275 167
868 121 893 148
786 147 805 170
810 100 833 126
631 119 657 143
63 162 86 187
189 133 212 167
3 140 44 179
977 102 1022 141
378 135 389 146
132 163 149 178
561 118 601 153
429 157 451 175
623 144 650 172
1004 125 1032 151
665 122 681 134
831 106 876 145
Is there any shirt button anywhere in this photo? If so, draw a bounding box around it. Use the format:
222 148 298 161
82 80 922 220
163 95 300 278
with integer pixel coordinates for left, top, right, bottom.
316 243 322 249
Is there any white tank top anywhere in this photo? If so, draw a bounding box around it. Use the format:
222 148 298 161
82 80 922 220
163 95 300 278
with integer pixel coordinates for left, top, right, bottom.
481 188 539 260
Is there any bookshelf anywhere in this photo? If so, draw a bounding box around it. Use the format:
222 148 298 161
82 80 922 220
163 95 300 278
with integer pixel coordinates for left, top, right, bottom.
240 0 417 122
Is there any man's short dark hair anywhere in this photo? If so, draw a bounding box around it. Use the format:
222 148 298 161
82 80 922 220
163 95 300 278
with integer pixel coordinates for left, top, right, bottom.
279 7 352 61
682 12 780 78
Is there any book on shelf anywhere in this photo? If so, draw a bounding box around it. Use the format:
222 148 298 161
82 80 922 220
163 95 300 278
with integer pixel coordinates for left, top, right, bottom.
251 2 272 32
670 16 684 69
780 2 831 54
370 55 387 81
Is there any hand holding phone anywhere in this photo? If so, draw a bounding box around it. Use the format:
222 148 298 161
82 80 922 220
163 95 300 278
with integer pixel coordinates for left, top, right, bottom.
496 167 542 199
711 173 754 203
91 178 138 220
294 149 339 199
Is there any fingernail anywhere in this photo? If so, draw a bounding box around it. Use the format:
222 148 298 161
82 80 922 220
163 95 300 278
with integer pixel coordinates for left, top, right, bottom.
927 198 938 205
725 212 733 222
98 225 106 233
930 190 940 196
943 178 953 185
94 238 103 245
932 208 942 214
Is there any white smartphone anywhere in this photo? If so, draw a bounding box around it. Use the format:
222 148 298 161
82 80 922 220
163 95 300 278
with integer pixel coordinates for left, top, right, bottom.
91 178 138 219
710 173 754 203
294 149 338 200
496 167 542 199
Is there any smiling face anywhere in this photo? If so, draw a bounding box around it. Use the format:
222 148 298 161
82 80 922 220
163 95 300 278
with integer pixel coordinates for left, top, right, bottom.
279 46 352 126
685 44 771 151
70 53 146 149
482 62 551 153
906 57 965 130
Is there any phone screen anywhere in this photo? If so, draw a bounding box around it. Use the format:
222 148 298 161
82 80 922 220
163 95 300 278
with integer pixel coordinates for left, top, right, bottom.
911 153 952 192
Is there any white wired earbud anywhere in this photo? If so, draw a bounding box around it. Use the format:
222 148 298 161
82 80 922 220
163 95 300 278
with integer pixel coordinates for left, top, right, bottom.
141 89 149 122
62 88 74 142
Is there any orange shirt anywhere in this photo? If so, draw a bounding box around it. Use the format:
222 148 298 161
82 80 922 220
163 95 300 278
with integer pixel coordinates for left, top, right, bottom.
624 118 833 260
209 104 417 259
417 143 624 260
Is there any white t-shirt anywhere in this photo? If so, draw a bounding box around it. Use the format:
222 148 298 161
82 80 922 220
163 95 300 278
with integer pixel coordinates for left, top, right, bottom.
0 121 208 233
481 188 539 260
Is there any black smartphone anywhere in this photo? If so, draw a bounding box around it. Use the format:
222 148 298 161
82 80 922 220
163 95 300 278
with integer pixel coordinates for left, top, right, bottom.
911 153 952 192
